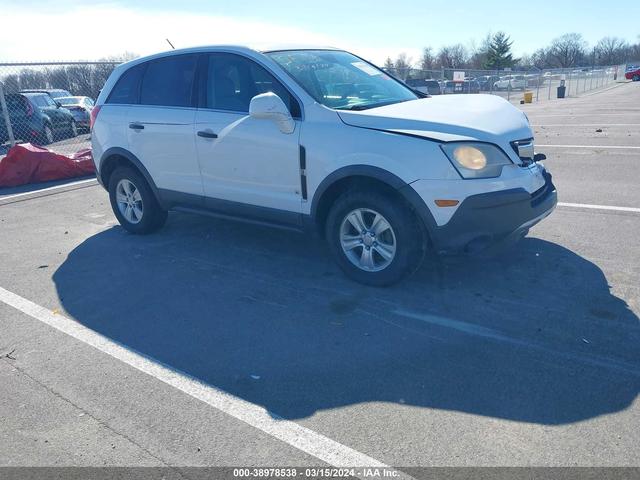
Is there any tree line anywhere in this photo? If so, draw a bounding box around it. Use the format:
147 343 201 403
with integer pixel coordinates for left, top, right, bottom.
385 33 640 74
0 53 137 99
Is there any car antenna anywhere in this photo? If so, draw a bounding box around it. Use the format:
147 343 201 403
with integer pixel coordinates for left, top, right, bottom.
166 39 175 49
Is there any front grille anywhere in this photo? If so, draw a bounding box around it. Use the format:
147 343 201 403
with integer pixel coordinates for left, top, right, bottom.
511 138 535 166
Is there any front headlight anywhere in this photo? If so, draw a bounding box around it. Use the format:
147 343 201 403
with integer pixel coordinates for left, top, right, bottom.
441 142 513 179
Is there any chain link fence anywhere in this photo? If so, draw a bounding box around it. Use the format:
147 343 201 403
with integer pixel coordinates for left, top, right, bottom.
0 61 121 158
385 64 628 103
0 60 632 160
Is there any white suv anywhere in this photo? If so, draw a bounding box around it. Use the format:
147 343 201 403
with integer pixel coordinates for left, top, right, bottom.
91 46 556 286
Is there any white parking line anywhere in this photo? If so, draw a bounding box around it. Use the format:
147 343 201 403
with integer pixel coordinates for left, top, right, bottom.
558 202 640 213
532 124 640 127
0 178 98 201
537 144 640 149
393 309 640 376
0 286 393 474
526 113 640 117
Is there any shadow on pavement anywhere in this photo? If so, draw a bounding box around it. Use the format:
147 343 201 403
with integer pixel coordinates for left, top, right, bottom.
53 213 640 424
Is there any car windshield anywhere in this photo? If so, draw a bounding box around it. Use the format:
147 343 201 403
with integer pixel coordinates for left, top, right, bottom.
266 50 418 110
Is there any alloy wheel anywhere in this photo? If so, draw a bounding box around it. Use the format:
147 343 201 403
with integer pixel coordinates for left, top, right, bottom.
116 179 144 224
339 208 397 272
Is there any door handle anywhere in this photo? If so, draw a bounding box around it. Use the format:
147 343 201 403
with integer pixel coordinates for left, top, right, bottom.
129 123 144 130
197 130 218 139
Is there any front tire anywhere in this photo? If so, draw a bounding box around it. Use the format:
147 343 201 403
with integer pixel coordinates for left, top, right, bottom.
326 190 426 286
108 167 167 234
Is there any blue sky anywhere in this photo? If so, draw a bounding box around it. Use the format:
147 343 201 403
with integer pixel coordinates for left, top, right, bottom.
1 0 639 63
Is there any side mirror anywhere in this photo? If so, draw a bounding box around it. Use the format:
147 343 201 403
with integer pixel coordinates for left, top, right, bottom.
249 93 295 134
55 101 62 108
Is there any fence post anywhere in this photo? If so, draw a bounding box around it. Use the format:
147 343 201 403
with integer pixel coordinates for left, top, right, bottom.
548 72 552 100
536 72 541 101
0 82 16 148
590 67 594 91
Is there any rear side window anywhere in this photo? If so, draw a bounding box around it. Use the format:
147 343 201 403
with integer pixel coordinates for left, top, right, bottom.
4 95 28 113
107 64 145 104
140 55 198 107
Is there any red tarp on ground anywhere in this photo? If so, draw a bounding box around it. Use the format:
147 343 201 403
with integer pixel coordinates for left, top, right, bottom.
0 143 95 188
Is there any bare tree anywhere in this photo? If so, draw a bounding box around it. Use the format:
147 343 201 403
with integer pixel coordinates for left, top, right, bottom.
17 69 48 89
437 44 468 69
2 74 21 93
530 48 550 69
595 37 629 65
394 53 413 80
548 33 587 68
419 47 435 71
467 33 492 70
383 57 395 71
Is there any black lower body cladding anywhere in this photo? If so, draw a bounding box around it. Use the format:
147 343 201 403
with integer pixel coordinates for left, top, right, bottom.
429 171 557 254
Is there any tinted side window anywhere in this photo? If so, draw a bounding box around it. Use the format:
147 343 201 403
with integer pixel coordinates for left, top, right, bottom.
204 54 300 117
107 64 145 104
140 55 197 107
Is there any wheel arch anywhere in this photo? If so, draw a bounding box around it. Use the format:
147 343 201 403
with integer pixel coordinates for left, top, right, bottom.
98 147 163 206
310 165 438 240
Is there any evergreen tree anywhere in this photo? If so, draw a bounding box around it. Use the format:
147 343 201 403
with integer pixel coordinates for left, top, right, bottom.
484 32 517 69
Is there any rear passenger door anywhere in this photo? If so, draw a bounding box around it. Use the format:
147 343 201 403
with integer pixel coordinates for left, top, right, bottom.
126 54 203 198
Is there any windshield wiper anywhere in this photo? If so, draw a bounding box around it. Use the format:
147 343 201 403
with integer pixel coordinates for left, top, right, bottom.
344 104 372 111
341 99 410 111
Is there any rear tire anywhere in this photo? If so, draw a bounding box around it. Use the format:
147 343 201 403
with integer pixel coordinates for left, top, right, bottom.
108 166 167 234
326 189 426 286
634 75 640 82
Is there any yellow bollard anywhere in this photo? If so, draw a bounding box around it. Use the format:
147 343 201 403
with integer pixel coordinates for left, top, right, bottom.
523 91 533 103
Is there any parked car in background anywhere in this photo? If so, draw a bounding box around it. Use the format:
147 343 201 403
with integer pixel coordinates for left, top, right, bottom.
405 78 442 95
21 88 73 100
0 93 78 145
625 65 640 81
476 75 500 91
463 79 480 93
58 96 94 131
493 75 526 90
442 80 459 94
524 74 545 88
443 80 479 94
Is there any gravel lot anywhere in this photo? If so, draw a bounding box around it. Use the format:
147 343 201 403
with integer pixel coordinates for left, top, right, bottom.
0 82 638 477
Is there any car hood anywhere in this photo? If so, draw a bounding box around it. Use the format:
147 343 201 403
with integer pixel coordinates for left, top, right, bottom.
337 94 533 144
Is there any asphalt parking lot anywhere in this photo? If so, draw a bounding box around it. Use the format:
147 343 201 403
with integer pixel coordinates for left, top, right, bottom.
1 82 639 476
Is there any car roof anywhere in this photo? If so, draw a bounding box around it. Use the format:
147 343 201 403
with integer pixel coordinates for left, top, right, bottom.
117 44 343 70
21 88 69 93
